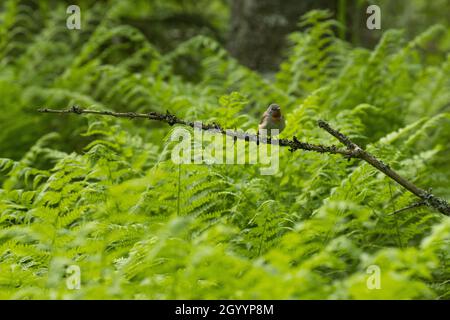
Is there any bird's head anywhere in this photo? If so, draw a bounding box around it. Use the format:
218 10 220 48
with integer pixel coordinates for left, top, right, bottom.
267 104 281 117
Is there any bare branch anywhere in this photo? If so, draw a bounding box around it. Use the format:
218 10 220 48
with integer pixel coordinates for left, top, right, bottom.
37 106 450 216
37 106 354 156
318 120 450 216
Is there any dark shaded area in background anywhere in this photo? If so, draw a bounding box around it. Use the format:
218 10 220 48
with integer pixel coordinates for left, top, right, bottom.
226 0 450 72
116 0 450 72
227 0 337 72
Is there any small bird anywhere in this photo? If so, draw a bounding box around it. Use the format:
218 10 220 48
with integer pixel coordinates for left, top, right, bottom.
258 103 286 136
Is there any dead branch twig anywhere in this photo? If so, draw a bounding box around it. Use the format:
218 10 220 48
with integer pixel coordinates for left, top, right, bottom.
37 106 450 216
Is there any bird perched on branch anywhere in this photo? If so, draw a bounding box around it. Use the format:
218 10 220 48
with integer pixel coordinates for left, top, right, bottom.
258 103 285 136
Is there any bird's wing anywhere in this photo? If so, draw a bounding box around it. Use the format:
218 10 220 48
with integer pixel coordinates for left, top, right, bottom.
259 111 268 124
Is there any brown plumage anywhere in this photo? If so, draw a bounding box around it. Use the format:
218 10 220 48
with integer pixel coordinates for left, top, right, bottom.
258 104 286 135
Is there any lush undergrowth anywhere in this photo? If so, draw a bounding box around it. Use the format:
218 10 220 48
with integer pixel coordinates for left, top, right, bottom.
0 1 449 299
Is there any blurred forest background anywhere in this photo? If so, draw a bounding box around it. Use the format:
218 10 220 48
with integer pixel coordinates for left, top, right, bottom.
0 0 449 299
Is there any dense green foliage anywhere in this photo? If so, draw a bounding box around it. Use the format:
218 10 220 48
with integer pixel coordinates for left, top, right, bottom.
0 1 449 299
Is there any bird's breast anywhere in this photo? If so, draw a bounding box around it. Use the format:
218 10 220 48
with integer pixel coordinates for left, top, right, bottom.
271 110 281 117
271 115 282 122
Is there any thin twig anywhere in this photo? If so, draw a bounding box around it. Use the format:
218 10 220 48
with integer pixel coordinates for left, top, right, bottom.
388 201 426 216
37 106 450 216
